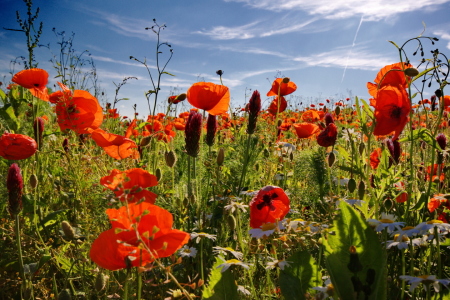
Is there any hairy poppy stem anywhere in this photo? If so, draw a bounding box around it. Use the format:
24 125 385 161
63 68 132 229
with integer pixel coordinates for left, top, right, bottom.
14 213 28 298
237 134 252 194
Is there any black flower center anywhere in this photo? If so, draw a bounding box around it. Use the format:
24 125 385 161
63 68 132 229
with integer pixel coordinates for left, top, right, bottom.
390 106 402 119
256 193 278 211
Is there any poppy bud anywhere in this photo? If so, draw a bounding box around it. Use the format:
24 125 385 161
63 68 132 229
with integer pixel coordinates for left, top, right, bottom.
62 138 70 153
328 151 336 167
436 133 447 150
33 117 45 149
61 221 75 240
7 163 23 216
335 105 341 116
435 89 442 98
164 150 177 168
386 139 401 165
358 180 365 200
0 132 37 160
247 90 261 134
29 174 38 189
205 114 217 147
404 67 419 77
184 111 202 157
282 77 290 83
347 178 357 193
216 70 224 76
140 136 152 147
95 272 108 292
217 148 225 166
155 168 162 181
358 142 365 155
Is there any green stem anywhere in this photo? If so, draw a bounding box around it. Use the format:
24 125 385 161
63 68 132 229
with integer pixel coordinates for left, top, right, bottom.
15 214 27 298
237 134 252 194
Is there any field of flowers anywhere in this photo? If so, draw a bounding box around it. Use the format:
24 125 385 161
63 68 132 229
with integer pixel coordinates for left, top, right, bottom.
2 2 450 300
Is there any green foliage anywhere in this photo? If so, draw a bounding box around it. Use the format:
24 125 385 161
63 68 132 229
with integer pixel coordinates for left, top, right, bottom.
203 257 239 299
323 201 386 300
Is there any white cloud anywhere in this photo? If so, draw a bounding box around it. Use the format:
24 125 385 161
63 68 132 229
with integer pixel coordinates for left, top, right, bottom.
195 21 260 40
433 29 450 50
225 0 450 21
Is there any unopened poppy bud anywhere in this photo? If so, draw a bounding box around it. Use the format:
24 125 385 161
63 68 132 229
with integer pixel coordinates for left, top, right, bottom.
95 272 108 292
347 178 357 193
62 138 70 153
217 148 225 166
328 151 336 167
58 289 72 300
29 174 38 189
386 139 401 165
334 105 341 116
164 150 177 167
216 70 224 76
358 142 365 155
184 111 202 157
227 214 236 230
155 168 162 181
436 133 447 150
189 194 196 205
282 77 290 83
358 180 365 200
33 117 45 149
205 114 217 147
61 221 75 240
140 136 152 147
7 163 23 216
404 67 419 77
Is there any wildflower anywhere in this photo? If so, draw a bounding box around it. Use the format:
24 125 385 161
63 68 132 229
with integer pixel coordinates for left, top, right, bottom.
293 123 320 139
399 275 450 292
89 202 190 270
0 132 37 160
436 133 447 150
12 68 49 101
205 114 217 147
213 246 243 260
246 90 261 134
267 78 297 97
385 234 421 250
187 82 230 115
369 148 382 169
249 221 285 239
168 93 186 104
335 198 365 208
391 225 421 239
367 213 405 233
274 142 295 157
312 278 335 299
240 190 258 197
224 201 248 214
237 285 251 296
51 82 103 134
89 128 139 160
317 123 338 147
178 245 198 258
265 258 292 270
184 110 202 157
7 163 23 216
249 186 290 229
367 62 411 94
267 96 287 115
415 220 450 235
100 168 158 203
190 232 217 243
217 258 252 272
428 194 450 213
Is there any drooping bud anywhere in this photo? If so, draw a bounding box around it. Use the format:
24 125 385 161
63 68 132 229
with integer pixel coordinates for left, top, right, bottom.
327 151 336 167
324 113 334 126
435 89 442 98
386 139 401 166
62 138 70 153
7 163 23 216
164 150 177 167
246 90 261 134
184 111 202 157
436 133 447 150
155 168 162 181
347 178 357 193
217 148 225 166
404 67 419 77
205 114 217 147
29 174 38 189
61 221 75 240
140 136 152 147
33 117 45 149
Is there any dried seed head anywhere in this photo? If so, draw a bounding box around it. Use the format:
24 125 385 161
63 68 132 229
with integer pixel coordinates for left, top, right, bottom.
61 221 75 240
164 150 177 167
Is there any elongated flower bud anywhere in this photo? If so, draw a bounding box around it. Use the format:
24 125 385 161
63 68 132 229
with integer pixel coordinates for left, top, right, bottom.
386 139 401 165
217 148 225 166
164 150 177 167
62 138 70 153
247 90 261 134
436 133 447 150
33 117 45 149
185 111 202 157
205 114 217 147
7 163 23 216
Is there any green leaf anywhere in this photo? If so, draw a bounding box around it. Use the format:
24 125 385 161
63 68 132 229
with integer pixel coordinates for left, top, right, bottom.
40 209 69 229
323 201 386 300
0 104 20 131
203 257 239 299
279 250 320 300
399 128 439 150
162 71 176 76
411 66 438 83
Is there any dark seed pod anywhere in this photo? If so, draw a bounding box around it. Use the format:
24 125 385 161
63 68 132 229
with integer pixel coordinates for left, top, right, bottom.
155 168 162 181
347 178 357 193
217 148 225 166
358 180 365 200
164 150 177 168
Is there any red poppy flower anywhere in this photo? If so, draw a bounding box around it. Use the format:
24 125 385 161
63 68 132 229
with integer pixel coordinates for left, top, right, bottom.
369 148 382 169
371 85 410 140
90 128 139 160
145 120 176 143
187 82 230 116
12 68 49 101
267 96 287 115
317 123 338 147
293 123 319 139
367 62 411 98
107 109 119 119
0 132 37 160
90 202 190 270
100 168 158 203
249 186 290 229
51 83 104 134
425 164 445 182
267 78 297 97
301 110 321 123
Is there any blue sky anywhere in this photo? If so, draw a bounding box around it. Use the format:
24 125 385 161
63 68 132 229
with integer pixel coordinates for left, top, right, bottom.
1 0 450 117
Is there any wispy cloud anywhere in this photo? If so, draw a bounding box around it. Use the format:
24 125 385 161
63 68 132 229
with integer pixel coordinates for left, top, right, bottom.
194 21 260 40
225 0 450 21
433 29 450 50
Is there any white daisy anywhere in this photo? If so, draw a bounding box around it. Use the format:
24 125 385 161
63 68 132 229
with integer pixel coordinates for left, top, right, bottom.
217 259 252 273
178 245 197 258
399 275 450 292
367 213 405 233
213 246 243 260
190 232 217 243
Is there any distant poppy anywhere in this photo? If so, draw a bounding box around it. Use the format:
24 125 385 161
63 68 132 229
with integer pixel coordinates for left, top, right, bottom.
369 148 382 169
268 96 287 115
107 108 119 119
51 83 104 134
100 168 158 203
90 202 190 270
168 93 186 104
293 123 319 139
267 78 297 97
371 85 410 140
0 132 37 160
301 110 321 123
12 68 49 101
249 186 290 229
317 123 338 147
90 128 139 160
425 164 445 182
428 194 450 213
187 82 230 115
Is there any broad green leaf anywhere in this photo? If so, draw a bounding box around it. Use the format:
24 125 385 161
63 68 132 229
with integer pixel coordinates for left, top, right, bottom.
279 250 320 300
203 257 239 299
0 104 20 131
323 201 386 300
40 209 69 228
